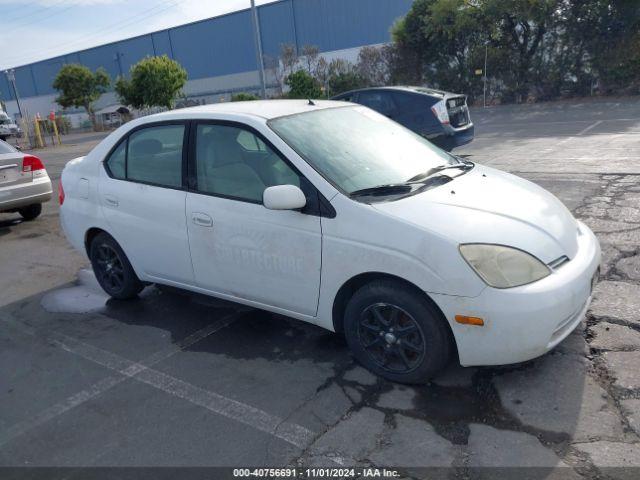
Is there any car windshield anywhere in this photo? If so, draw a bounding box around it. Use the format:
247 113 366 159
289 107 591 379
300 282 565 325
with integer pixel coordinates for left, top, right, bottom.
268 106 458 195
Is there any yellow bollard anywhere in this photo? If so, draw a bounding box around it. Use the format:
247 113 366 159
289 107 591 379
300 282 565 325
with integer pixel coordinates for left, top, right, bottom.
33 117 44 148
51 119 61 145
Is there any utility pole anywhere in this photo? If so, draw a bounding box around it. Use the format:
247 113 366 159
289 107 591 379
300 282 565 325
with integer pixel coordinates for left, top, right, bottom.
483 43 488 108
114 52 124 77
250 0 267 99
4 69 24 120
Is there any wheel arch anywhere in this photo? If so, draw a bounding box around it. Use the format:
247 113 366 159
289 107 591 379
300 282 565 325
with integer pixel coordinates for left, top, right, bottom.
332 273 438 328
331 271 459 361
84 227 107 256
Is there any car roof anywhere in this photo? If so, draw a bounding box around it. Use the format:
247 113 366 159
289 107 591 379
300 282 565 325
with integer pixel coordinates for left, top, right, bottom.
146 99 349 122
333 86 457 99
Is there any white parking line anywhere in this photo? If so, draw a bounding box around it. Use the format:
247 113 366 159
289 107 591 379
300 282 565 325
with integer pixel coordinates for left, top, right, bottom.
476 117 637 128
0 314 238 448
3 316 315 450
542 120 604 152
575 120 603 136
50 332 315 448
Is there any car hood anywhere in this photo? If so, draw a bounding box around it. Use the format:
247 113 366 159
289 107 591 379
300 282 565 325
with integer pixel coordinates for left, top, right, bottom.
372 164 579 263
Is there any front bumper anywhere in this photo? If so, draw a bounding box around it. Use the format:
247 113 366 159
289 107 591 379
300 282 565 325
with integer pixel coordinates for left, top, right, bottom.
430 221 600 366
0 176 52 211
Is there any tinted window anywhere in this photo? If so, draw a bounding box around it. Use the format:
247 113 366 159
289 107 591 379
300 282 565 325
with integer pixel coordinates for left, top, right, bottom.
237 130 267 152
195 124 300 203
127 125 184 188
0 139 17 154
391 92 421 109
106 141 126 179
335 93 356 102
357 91 396 116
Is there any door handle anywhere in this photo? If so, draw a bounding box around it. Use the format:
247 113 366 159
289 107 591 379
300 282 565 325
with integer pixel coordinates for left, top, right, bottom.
104 195 119 207
192 212 213 227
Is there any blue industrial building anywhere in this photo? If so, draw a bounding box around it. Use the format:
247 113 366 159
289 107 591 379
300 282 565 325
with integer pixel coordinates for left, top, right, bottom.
1 0 413 123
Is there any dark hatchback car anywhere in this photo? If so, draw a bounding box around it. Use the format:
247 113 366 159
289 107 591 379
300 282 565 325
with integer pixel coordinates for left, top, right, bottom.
332 86 474 151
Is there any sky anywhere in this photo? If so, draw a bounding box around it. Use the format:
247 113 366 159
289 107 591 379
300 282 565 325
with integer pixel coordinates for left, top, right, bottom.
0 0 278 70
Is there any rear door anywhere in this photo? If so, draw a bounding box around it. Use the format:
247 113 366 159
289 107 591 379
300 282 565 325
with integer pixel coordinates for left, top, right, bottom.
99 122 194 285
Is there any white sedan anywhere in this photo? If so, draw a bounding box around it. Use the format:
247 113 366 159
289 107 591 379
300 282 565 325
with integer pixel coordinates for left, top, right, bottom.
0 139 52 221
59 100 600 383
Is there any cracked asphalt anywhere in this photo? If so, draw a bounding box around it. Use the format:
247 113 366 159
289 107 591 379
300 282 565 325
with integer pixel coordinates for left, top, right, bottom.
1 98 639 479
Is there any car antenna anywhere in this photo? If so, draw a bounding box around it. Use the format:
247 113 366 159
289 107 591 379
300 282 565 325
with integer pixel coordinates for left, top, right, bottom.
308 99 316 106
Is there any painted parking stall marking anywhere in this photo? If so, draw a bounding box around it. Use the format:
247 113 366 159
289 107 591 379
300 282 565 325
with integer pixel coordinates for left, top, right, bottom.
1 314 239 448
4 315 315 449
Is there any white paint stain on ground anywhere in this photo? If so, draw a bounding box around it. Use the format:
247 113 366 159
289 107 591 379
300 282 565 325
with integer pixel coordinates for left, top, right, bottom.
40 269 110 314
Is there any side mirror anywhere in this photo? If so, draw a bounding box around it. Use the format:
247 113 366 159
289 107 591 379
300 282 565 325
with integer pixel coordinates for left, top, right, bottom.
263 184 306 211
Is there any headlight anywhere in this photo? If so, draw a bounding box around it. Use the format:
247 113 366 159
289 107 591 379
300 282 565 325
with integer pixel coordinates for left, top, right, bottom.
459 244 550 288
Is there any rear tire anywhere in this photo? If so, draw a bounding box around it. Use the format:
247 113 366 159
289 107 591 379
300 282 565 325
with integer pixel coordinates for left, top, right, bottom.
89 232 143 299
18 203 42 221
343 279 452 384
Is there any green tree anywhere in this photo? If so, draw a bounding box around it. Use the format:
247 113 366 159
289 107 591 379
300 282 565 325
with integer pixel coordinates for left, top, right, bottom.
285 70 323 99
325 59 366 96
53 64 110 131
566 0 640 94
391 0 488 100
116 55 187 110
231 92 260 101
356 46 392 86
484 0 559 102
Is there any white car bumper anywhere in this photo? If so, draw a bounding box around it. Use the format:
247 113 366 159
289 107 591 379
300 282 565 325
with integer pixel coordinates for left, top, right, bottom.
431 221 601 366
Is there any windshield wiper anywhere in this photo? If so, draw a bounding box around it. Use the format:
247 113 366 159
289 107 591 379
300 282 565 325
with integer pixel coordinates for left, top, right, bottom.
406 161 474 183
349 161 473 198
349 183 414 198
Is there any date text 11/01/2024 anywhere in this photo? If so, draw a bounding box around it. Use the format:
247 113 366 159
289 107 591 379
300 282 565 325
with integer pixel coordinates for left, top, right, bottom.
233 468 401 478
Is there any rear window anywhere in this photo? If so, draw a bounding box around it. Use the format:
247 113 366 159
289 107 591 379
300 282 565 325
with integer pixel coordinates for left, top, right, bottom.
0 139 17 154
105 124 185 188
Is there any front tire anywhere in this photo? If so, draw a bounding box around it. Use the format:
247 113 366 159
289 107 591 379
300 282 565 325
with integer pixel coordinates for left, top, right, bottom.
89 232 143 299
343 280 452 384
18 203 42 221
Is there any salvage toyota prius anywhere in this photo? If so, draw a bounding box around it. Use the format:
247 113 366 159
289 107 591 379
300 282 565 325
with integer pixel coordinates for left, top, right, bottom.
59 100 600 383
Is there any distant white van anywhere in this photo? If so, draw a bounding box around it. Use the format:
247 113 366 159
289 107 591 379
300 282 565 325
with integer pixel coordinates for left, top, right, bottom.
0 110 22 141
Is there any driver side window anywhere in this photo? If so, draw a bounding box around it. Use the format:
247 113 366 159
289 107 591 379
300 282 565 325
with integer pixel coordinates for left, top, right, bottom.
195 124 300 203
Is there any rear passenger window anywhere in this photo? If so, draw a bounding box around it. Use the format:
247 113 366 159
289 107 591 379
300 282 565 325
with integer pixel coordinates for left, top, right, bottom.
336 93 355 102
126 125 184 188
106 141 126 179
391 92 419 110
357 91 397 116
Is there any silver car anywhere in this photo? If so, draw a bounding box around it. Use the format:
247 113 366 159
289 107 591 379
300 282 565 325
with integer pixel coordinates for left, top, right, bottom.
0 140 52 221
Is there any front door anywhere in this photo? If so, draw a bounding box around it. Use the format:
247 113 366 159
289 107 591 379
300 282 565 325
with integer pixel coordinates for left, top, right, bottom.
185 122 322 316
